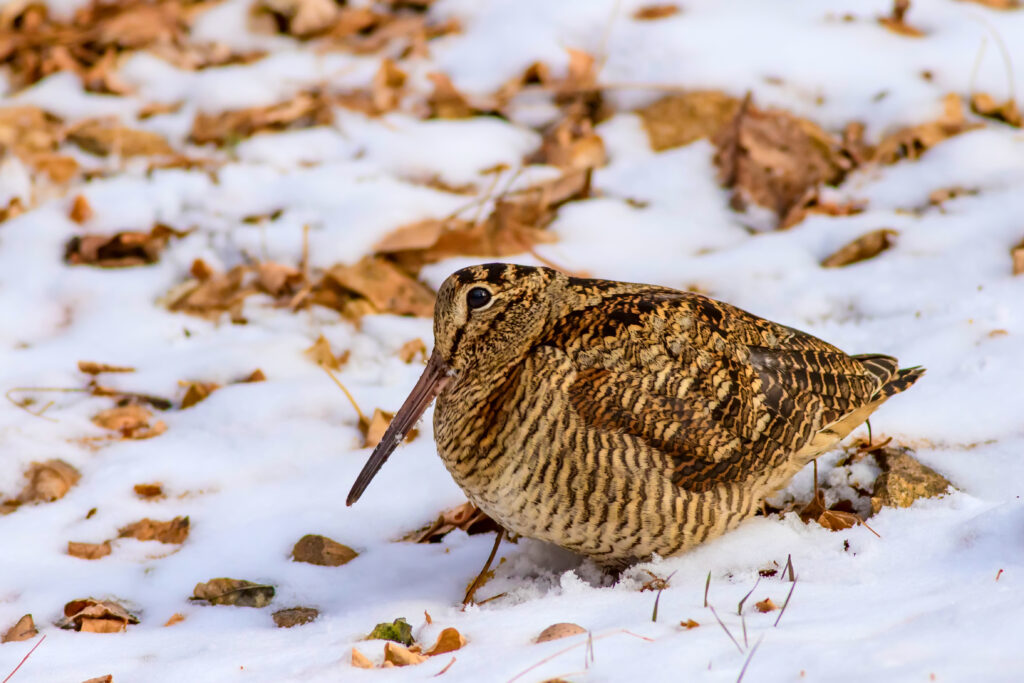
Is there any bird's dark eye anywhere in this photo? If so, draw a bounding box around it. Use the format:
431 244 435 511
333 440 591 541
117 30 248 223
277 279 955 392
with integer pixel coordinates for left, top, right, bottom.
466 287 492 310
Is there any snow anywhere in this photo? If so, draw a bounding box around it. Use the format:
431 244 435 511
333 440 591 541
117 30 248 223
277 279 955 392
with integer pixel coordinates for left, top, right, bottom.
3 1 1024 682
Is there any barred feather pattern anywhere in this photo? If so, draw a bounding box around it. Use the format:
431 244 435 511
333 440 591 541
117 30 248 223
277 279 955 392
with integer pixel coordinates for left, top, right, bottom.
431 264 923 567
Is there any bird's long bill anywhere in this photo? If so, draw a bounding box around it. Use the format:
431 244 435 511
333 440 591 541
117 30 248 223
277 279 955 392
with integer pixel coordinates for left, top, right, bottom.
345 350 452 506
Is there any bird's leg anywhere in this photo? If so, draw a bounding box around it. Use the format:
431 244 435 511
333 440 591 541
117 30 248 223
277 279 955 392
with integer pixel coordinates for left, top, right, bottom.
463 527 505 605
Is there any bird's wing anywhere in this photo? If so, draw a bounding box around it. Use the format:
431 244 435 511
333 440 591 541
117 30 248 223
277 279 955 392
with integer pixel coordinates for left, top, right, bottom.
540 288 894 492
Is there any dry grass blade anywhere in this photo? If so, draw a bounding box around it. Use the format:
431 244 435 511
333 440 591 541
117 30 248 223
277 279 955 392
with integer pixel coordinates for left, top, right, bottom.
708 605 743 654
736 576 761 615
463 527 504 605
773 577 798 627
704 570 712 607
506 629 653 683
650 570 677 622
2 634 46 683
736 634 765 683
322 366 367 426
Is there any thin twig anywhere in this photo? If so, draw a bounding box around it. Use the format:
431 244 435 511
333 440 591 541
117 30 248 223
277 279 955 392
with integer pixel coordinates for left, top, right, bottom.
741 611 748 649
735 635 765 683
2 634 46 683
784 554 795 583
708 605 743 654
322 366 367 426
463 527 505 605
506 629 652 683
773 577 798 628
704 570 712 607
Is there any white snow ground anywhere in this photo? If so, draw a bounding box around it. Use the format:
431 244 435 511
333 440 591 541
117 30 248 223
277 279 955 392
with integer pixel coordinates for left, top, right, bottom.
3 0 1024 681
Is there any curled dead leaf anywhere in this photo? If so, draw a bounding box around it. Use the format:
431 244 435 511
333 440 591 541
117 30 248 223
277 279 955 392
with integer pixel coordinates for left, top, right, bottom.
384 641 428 667
292 534 358 566
878 0 924 37
192 578 275 608
18 459 81 503
874 94 979 164
403 501 500 543
821 229 898 268
190 91 333 146
425 627 466 656
59 598 139 632
680 619 700 630
970 93 1022 127
65 225 180 268
68 541 112 560
118 516 190 544
536 623 586 643
639 91 741 151
304 335 348 370
92 405 167 439
2 614 38 643
755 598 777 613
351 647 374 669
180 381 220 409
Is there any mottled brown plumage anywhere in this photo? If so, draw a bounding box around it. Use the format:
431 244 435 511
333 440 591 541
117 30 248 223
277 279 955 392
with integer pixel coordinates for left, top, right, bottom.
348 263 923 567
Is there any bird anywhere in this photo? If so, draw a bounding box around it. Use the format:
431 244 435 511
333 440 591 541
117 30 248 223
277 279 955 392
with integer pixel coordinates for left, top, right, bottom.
347 263 923 569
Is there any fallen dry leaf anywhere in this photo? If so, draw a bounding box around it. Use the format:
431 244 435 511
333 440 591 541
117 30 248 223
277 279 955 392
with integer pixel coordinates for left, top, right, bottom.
1012 238 1024 275
192 578 275 607
384 641 428 667
426 72 476 119
536 623 586 643
292 534 358 566
821 229 898 268
1 614 38 643
303 335 348 371
78 361 135 375
65 224 181 268
67 120 173 157
68 541 112 560
632 4 681 20
639 91 741 151
191 91 333 146
180 381 220 409
18 459 81 503
928 186 979 205
273 606 319 628
680 619 700 630
874 94 979 164
715 95 851 227
755 598 778 613
817 508 862 532
69 194 93 223
878 0 924 37
59 598 139 632
1 197 26 223
164 613 185 627
361 408 414 448
166 264 253 321
134 483 164 498
81 676 113 683
970 93 1022 127
398 338 427 363
871 447 953 514
403 501 500 543
118 516 190 544
959 0 1020 9
239 369 267 382
324 256 435 317
352 647 374 669
424 627 466 656
92 404 167 439
256 262 303 297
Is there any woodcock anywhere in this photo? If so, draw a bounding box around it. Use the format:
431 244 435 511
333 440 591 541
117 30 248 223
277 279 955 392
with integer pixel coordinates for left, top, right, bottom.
347 263 923 568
